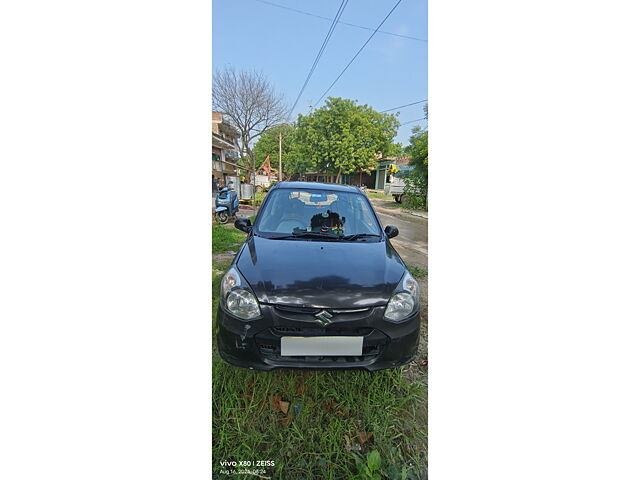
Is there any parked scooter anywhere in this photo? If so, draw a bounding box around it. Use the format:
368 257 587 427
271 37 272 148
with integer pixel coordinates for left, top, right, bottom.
215 183 239 224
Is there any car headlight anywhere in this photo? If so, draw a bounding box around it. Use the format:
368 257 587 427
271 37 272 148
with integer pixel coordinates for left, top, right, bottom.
384 271 420 322
220 266 261 320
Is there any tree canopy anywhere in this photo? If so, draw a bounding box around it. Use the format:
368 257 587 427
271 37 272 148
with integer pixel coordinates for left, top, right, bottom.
252 124 314 179
294 97 400 182
406 125 428 179
401 125 428 210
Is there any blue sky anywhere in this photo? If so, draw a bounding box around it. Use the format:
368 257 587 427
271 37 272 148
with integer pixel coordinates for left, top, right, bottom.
213 0 427 146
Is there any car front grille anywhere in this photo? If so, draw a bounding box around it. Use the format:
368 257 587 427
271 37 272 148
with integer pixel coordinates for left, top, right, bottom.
271 326 374 336
269 304 373 323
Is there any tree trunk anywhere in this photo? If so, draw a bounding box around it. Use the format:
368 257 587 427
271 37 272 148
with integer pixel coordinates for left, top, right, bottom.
335 168 342 184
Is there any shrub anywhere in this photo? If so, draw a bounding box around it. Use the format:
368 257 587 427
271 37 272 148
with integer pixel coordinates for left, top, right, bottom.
403 171 427 210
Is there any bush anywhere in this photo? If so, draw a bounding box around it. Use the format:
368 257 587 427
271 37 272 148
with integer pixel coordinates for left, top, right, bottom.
255 191 267 206
403 172 427 210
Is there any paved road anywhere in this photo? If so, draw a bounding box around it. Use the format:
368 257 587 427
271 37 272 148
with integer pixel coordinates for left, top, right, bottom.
369 198 428 269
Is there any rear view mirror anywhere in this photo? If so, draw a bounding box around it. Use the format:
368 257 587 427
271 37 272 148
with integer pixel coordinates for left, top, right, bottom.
235 218 252 233
384 225 399 239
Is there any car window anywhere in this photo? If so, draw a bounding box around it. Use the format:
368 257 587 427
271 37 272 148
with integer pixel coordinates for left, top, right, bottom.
255 188 381 237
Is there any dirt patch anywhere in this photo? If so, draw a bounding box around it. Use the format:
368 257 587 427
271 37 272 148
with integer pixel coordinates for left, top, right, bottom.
212 253 235 272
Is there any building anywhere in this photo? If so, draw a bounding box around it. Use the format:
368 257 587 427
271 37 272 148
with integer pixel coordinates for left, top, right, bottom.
300 156 410 189
373 156 410 190
212 112 240 188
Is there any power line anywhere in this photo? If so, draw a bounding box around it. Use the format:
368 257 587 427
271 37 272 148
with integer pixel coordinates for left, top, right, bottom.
313 0 404 108
289 0 347 116
400 117 426 126
380 99 427 113
288 0 349 117
252 0 427 43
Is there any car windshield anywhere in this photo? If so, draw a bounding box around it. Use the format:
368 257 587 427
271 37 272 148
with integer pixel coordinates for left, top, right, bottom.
254 188 382 239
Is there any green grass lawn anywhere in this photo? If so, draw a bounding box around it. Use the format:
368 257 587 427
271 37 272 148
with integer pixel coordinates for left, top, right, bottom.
212 224 427 479
213 224 247 255
407 265 428 279
366 192 393 200
212 357 427 480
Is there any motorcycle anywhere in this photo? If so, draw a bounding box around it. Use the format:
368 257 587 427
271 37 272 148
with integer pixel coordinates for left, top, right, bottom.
215 185 239 224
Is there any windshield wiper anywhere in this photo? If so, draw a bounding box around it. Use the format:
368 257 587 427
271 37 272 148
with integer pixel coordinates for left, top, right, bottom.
341 233 381 241
270 231 340 240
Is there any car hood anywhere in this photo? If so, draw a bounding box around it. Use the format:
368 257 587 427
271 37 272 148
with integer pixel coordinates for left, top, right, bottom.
235 235 406 308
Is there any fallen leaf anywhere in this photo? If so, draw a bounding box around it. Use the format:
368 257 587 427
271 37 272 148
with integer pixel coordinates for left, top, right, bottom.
247 380 255 388
278 416 292 426
420 360 428 366
357 431 374 444
270 395 281 410
279 400 290 415
322 401 336 412
344 434 351 452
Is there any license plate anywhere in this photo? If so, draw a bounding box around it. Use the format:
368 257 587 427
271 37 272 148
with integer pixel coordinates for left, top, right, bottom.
280 336 363 356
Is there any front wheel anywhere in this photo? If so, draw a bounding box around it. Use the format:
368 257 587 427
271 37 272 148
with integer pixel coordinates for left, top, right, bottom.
217 211 229 224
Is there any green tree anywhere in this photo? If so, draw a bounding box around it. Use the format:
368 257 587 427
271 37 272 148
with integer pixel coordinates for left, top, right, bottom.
403 125 428 210
388 142 404 157
407 126 428 178
295 97 400 183
252 124 314 179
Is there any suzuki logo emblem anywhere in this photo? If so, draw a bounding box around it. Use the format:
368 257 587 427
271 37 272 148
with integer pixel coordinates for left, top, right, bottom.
314 310 333 326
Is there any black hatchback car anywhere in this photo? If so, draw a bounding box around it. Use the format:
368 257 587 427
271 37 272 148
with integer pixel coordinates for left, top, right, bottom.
216 182 420 371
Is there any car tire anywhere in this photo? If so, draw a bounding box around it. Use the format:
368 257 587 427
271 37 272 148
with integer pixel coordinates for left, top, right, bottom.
398 194 404 204
394 195 401 203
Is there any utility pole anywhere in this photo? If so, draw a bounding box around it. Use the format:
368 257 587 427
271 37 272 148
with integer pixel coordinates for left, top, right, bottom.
253 153 257 209
278 132 282 182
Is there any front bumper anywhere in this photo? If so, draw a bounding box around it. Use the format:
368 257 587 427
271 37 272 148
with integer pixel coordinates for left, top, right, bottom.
216 303 420 371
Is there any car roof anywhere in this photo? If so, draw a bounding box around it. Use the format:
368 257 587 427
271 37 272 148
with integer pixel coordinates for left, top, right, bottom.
272 181 362 193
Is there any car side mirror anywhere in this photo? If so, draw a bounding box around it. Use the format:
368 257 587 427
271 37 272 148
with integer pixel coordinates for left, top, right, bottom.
384 225 399 239
235 217 252 234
